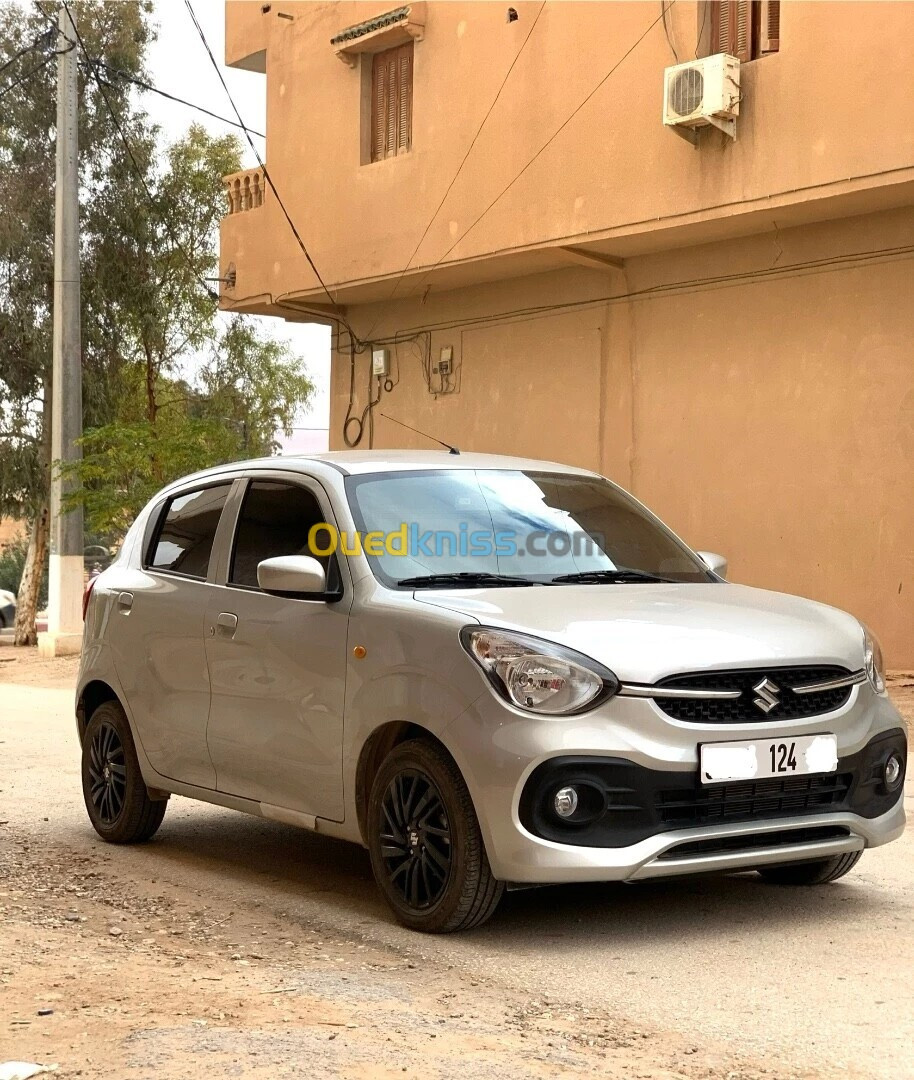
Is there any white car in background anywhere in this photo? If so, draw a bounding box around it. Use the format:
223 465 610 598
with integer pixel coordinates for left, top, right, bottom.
0 588 16 629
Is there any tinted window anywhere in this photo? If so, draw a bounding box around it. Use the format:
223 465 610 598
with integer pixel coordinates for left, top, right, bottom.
230 480 337 590
148 485 231 579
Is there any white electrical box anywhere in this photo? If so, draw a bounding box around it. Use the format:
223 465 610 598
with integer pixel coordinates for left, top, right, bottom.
437 346 453 376
371 348 389 377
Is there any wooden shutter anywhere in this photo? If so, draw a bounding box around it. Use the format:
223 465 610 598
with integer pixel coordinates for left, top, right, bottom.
371 43 413 162
371 54 387 162
712 1 753 62
397 45 412 154
760 0 780 53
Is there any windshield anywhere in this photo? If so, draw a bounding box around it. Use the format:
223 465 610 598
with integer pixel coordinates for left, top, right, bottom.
344 470 713 587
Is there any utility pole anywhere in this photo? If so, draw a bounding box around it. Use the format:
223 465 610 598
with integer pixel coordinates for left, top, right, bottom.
38 6 83 657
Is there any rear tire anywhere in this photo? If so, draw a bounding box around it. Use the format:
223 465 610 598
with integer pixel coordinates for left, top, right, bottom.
81 700 167 843
367 738 504 933
757 850 862 886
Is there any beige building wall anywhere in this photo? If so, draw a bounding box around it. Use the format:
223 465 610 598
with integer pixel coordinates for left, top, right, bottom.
221 1 914 664
329 206 914 664
222 0 914 305
0 518 24 551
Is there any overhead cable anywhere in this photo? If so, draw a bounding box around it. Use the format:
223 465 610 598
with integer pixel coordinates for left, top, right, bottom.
183 0 345 320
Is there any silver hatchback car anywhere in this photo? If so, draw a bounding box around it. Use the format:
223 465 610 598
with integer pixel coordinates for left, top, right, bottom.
77 451 906 932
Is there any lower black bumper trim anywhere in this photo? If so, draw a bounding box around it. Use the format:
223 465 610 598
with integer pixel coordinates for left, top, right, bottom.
519 728 906 848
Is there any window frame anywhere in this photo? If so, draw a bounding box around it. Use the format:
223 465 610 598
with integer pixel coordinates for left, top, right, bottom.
710 0 779 63
219 472 347 604
368 41 414 164
142 480 234 583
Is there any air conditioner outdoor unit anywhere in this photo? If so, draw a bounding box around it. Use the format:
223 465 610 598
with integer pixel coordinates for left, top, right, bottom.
663 53 740 141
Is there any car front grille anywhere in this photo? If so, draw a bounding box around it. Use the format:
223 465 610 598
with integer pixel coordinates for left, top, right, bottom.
656 771 854 827
654 665 856 724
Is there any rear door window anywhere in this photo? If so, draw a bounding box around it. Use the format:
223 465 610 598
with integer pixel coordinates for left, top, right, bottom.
147 484 231 579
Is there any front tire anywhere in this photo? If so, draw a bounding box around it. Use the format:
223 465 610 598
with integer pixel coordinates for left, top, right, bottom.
367 738 504 933
81 701 167 843
757 850 862 886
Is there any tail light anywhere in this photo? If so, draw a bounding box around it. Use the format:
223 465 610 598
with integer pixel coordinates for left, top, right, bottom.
82 576 98 621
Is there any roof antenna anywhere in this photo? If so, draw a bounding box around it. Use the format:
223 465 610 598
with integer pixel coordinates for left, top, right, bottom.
380 413 460 455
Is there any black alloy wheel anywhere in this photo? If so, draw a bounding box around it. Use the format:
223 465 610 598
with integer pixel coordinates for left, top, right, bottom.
367 738 504 933
380 769 452 911
81 700 168 843
87 719 128 825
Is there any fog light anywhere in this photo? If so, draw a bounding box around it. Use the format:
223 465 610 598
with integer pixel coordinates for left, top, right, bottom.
554 786 579 818
884 753 904 789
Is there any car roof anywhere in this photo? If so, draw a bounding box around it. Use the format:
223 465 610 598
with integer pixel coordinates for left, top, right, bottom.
162 450 603 491
291 450 601 476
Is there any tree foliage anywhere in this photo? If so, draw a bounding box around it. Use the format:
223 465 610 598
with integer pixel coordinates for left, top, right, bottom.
0 1 317 639
0 0 154 518
70 314 314 535
63 121 314 535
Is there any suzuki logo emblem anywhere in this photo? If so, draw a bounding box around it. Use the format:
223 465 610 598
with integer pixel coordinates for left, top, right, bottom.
752 677 781 713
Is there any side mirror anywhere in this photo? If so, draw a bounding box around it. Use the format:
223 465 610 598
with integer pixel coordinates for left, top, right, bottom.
257 555 327 596
696 551 728 579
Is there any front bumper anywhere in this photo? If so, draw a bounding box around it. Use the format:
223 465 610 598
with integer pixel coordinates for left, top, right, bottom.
444 684 907 884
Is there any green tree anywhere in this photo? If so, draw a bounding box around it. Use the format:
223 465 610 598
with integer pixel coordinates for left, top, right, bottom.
3 9 315 636
63 122 314 535
0 0 153 643
70 317 314 535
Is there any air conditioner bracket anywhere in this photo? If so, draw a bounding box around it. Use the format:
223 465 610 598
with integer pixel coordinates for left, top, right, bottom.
671 126 699 148
705 114 736 140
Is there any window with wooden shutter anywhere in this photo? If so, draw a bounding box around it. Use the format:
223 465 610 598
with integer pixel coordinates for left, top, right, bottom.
711 0 779 61
370 43 413 162
760 0 780 54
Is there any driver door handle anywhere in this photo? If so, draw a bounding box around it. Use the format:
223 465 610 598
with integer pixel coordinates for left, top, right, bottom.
117 592 134 613
214 611 238 639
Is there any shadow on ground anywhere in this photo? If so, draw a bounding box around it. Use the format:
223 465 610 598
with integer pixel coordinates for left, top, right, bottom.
65 797 892 950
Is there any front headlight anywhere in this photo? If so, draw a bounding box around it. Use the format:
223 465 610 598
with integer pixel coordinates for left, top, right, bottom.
460 626 618 715
863 625 886 694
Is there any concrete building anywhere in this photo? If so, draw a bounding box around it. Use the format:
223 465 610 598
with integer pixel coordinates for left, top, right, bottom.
220 1 914 664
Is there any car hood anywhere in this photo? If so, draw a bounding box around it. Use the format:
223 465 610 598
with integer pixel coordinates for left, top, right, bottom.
417 583 866 683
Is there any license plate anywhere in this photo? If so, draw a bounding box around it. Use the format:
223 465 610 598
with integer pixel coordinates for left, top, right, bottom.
700 733 838 785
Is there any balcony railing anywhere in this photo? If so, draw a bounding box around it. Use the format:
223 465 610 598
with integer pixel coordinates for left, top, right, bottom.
224 167 265 215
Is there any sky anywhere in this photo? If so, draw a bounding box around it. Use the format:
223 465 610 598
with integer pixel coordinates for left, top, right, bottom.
133 0 331 452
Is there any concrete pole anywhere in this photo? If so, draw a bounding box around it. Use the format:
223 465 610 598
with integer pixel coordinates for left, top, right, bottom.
38 7 83 657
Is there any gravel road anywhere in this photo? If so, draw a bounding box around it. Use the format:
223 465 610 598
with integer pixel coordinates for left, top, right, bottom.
1 652 911 1079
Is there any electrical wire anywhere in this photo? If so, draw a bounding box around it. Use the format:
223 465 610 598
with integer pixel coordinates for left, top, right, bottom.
182 0 344 320
401 2 675 300
0 51 55 100
345 240 914 344
342 340 382 448
32 2 57 28
380 0 548 309
61 2 220 302
83 60 266 137
0 32 50 78
661 0 679 62
695 0 709 58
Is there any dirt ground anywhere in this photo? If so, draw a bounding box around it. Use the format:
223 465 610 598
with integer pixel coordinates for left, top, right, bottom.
1 832 820 1080
1 648 911 1079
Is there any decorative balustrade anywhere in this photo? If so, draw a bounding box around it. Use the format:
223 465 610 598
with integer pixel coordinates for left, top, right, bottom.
223 167 265 215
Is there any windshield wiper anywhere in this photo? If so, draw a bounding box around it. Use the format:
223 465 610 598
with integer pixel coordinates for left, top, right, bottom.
395 572 544 589
550 569 675 584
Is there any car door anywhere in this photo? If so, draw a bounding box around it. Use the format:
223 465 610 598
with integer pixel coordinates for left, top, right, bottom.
203 473 350 821
108 481 233 789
